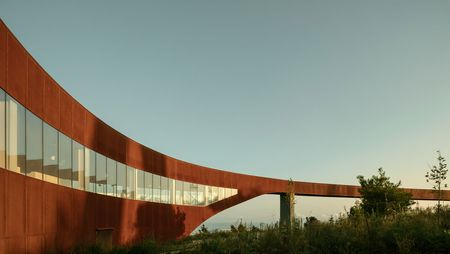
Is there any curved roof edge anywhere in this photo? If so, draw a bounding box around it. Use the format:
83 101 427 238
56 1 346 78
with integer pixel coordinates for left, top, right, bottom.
3 19 450 203
0 18 250 188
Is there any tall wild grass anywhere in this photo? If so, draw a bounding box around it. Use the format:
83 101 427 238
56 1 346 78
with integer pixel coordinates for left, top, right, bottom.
70 206 450 254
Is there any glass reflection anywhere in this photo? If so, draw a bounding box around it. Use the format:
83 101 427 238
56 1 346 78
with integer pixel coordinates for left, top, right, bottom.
126 166 136 199
190 183 198 205
137 170 145 200
183 181 190 205
169 179 175 204
206 186 212 205
117 162 126 197
106 158 116 196
96 153 107 194
6 95 26 174
85 148 96 192
58 132 72 187
175 180 183 205
72 141 84 190
152 174 160 202
0 90 5 168
198 185 205 206
26 111 42 179
144 172 152 201
0 89 240 207
43 123 58 184
161 176 168 203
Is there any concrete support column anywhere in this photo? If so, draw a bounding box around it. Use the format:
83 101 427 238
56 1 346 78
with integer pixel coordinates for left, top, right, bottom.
280 192 295 227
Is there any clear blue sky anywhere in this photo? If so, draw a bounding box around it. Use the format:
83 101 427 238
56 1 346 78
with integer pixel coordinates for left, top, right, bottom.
2 0 450 226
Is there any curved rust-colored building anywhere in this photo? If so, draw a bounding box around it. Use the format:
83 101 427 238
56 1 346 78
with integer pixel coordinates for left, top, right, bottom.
0 20 449 253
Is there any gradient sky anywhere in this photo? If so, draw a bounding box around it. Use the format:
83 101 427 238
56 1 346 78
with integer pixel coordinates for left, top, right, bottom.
1 0 450 226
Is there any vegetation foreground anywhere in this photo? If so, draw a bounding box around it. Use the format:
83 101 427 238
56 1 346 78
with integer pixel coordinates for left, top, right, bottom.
71 152 450 253
71 207 450 254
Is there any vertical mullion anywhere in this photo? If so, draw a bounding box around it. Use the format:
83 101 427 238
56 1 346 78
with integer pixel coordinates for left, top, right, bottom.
70 139 73 188
41 113 43 180
115 161 117 197
142 170 144 201
5 96 8 170
24 109 27 175
56 130 59 184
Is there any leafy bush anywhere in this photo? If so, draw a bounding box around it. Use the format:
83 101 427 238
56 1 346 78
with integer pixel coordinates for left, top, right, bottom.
357 168 414 216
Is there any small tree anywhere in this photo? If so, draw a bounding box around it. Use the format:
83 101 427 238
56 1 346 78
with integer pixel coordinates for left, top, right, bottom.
357 168 414 216
425 150 448 214
198 224 209 235
303 216 318 228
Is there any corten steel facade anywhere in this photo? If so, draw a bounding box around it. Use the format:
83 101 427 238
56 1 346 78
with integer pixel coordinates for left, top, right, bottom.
1 20 450 253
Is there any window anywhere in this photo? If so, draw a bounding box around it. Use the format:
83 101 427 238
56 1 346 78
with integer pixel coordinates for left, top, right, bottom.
152 174 160 202
43 123 58 183
106 158 116 196
0 89 5 168
219 188 225 201
116 162 126 197
190 183 198 205
144 172 152 201
198 185 205 206
137 169 145 200
212 186 219 203
126 166 136 199
206 186 212 205
84 148 96 192
0 88 233 208
160 176 169 203
183 181 191 205
72 141 84 190
26 111 42 179
58 132 72 187
6 95 26 174
225 188 232 198
169 179 174 204
0 93 245 207
175 180 183 205
96 153 106 194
